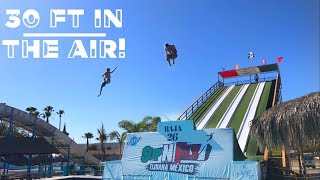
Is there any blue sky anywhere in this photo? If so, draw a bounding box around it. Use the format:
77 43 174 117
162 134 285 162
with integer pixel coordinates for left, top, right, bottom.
0 0 319 144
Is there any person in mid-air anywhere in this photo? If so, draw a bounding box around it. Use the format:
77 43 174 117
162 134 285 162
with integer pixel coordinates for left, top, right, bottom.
98 67 117 97
165 43 178 67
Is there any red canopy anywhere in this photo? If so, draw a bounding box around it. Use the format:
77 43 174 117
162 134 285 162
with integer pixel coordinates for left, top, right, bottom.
218 64 279 78
218 70 239 78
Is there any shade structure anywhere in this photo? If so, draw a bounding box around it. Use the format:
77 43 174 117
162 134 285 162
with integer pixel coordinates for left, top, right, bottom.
250 92 320 151
218 63 279 79
0 104 100 165
0 137 59 155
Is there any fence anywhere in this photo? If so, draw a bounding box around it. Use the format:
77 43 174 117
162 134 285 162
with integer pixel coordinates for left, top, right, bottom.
0 164 104 179
177 81 223 120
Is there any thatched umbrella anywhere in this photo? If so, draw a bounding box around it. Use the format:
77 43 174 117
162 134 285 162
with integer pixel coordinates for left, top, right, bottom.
250 92 320 174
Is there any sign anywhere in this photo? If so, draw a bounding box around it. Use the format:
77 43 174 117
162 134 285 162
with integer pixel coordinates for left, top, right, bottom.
109 120 260 179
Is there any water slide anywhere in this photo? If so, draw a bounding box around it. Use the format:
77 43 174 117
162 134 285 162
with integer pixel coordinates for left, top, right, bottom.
216 84 249 128
0 104 100 165
196 85 235 130
237 82 266 152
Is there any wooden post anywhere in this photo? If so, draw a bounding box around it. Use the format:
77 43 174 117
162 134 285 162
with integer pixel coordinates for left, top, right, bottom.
282 146 286 168
264 148 269 161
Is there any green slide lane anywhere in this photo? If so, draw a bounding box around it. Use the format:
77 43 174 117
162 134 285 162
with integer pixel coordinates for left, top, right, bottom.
228 83 258 134
246 81 274 156
205 85 242 128
189 87 227 124
254 81 273 118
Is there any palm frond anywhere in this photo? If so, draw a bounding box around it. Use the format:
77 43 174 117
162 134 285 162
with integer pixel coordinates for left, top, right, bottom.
251 92 320 151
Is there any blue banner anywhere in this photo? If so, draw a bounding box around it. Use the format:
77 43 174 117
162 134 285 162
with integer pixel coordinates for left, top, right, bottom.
104 120 260 179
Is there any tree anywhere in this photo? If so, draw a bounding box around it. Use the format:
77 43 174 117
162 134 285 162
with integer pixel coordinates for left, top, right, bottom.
118 120 143 133
96 123 108 161
62 123 69 136
26 106 37 114
141 116 161 132
0 122 8 136
109 131 127 155
26 107 40 117
42 106 54 123
0 122 29 137
88 144 98 150
33 111 40 117
83 132 94 152
56 110 65 131
118 116 161 133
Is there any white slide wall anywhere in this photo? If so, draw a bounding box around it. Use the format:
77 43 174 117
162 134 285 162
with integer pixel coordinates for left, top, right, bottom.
196 85 235 130
216 84 249 128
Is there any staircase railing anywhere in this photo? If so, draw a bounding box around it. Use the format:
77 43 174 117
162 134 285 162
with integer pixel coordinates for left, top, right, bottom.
272 74 282 106
177 81 223 120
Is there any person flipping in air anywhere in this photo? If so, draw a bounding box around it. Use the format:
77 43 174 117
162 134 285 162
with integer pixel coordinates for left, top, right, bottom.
98 67 117 97
165 43 178 67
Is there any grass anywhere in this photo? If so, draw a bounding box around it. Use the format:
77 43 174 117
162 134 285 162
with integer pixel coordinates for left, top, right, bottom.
246 81 274 156
189 87 226 124
245 155 264 161
254 81 273 118
228 83 258 134
205 85 242 128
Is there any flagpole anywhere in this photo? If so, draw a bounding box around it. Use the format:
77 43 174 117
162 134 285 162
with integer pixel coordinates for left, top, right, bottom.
248 52 254 83
248 55 251 83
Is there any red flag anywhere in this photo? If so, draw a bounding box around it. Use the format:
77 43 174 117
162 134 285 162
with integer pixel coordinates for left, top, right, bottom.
262 59 266 65
277 57 283 64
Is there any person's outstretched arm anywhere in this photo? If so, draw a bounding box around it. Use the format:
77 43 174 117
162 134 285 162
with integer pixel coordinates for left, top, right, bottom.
111 67 117 73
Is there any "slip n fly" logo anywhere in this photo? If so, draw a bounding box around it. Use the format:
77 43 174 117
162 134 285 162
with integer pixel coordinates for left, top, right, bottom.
140 142 212 175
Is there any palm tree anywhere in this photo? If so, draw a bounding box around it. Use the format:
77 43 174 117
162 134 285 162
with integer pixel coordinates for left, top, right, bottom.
26 106 37 114
62 123 69 136
97 123 108 161
33 111 40 117
0 123 8 136
26 106 40 117
118 116 161 133
141 116 161 132
83 132 94 152
109 131 127 155
42 106 54 123
56 110 65 131
118 120 143 133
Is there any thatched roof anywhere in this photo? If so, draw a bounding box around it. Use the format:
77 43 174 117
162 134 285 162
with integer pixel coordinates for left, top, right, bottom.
250 92 320 151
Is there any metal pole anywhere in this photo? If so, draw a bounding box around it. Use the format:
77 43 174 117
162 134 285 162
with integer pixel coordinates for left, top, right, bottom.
61 154 64 175
67 145 70 176
28 117 37 174
44 156 47 177
8 109 13 139
49 135 54 177
82 157 85 175
2 158 5 175
3 109 14 175
0 116 5 176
